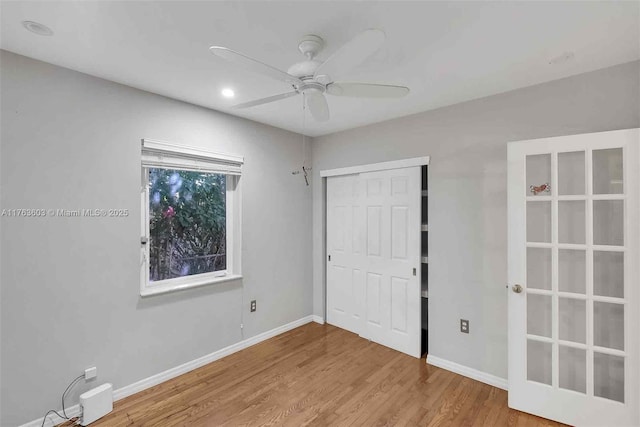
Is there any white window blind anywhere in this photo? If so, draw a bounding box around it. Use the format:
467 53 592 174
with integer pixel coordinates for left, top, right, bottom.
141 139 243 175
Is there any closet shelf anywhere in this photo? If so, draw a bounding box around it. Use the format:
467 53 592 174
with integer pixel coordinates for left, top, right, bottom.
421 224 428 232
421 256 429 264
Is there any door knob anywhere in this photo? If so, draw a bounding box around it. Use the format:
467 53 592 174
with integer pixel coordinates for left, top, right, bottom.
512 284 523 293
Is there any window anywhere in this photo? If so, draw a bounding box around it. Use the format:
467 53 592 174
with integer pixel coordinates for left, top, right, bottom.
140 139 243 296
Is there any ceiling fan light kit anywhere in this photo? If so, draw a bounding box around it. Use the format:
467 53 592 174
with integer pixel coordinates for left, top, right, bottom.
209 29 410 122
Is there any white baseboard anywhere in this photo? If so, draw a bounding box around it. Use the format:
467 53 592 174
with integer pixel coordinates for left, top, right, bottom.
312 315 325 324
426 354 508 391
22 315 315 427
31 406 82 427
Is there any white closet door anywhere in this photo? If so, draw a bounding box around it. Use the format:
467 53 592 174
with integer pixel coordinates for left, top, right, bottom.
326 174 364 335
360 167 421 358
508 129 639 426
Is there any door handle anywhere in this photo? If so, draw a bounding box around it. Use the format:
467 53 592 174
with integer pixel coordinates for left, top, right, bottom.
512 284 523 293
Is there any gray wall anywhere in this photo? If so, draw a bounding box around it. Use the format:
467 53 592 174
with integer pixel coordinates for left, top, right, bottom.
2 48 639 426
311 61 640 380
0 51 312 426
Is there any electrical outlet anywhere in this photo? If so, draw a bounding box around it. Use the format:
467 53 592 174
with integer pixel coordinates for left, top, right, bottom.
250 300 257 312
85 366 97 380
460 319 469 334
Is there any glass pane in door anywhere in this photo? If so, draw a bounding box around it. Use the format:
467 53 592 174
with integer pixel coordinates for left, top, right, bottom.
558 151 585 195
528 340 552 385
559 298 586 344
527 202 551 243
594 302 624 351
559 201 586 244
526 154 551 197
527 247 551 290
594 251 624 298
594 353 624 403
559 346 586 393
558 249 586 294
527 294 552 337
593 200 624 246
593 148 623 194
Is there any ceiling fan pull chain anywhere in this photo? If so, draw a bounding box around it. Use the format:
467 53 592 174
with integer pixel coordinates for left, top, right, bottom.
301 93 310 186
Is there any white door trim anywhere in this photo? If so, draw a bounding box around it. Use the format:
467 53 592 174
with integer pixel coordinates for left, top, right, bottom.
320 156 430 177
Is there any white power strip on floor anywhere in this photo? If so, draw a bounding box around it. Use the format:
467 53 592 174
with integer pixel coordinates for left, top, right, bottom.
79 383 113 425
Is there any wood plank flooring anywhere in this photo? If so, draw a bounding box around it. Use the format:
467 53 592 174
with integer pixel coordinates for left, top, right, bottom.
61 323 565 426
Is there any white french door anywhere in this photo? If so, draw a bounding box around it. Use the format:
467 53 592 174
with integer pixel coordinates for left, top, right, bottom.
326 166 421 358
508 129 639 426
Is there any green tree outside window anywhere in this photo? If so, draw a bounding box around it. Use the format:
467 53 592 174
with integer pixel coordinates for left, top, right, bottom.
148 168 226 281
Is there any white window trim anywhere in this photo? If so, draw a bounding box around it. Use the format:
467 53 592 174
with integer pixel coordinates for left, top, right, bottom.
140 139 243 297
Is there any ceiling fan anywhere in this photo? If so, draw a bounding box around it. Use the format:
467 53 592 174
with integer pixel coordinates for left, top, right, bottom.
209 29 409 122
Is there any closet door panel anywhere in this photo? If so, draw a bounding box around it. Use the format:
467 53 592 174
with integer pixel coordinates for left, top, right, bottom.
326 174 362 335
361 166 421 357
327 166 421 358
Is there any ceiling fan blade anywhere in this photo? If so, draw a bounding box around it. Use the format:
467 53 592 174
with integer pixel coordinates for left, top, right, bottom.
314 29 385 80
327 82 409 98
209 46 302 86
306 92 329 122
232 91 299 109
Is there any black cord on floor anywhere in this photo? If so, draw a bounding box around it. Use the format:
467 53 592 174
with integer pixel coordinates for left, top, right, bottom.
40 374 85 427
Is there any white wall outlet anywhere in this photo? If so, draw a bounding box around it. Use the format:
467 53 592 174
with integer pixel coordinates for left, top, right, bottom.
460 319 470 334
84 366 97 380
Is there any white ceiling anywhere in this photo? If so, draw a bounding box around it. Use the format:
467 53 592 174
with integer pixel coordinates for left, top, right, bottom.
2 1 639 136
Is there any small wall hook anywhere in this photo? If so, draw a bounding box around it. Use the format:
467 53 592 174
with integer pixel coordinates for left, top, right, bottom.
302 166 311 186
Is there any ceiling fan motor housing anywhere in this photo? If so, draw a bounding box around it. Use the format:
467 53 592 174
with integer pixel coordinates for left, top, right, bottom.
287 34 326 80
298 80 325 95
287 60 322 79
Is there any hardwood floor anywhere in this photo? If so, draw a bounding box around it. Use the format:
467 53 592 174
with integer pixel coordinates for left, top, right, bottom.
62 323 565 426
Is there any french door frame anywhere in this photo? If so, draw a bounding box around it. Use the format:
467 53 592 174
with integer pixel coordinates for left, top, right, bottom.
507 129 639 426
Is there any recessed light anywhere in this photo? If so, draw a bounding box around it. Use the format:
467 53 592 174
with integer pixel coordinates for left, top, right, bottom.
221 88 235 98
22 20 53 36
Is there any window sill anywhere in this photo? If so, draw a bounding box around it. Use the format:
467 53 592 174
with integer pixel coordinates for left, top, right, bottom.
140 274 243 297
